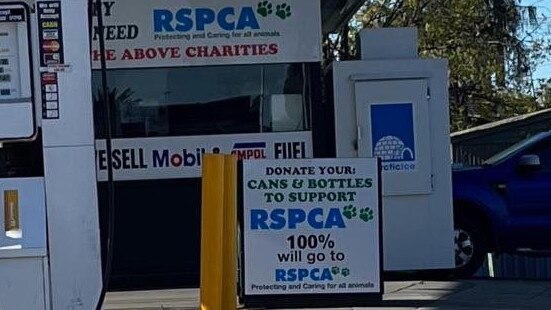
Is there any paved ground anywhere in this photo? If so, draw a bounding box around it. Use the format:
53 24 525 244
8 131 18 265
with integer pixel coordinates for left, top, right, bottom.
103 280 551 309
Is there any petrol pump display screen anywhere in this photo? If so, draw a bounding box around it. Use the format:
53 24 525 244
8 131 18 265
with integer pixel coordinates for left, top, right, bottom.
0 3 35 140
0 22 20 101
0 8 25 22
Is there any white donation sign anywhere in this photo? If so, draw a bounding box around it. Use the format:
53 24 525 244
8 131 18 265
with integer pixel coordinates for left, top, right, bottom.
242 158 382 297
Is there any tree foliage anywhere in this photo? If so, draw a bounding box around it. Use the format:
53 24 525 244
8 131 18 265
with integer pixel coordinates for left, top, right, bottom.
325 0 551 131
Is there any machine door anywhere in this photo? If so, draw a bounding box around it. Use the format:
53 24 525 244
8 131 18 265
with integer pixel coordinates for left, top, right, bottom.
354 79 432 196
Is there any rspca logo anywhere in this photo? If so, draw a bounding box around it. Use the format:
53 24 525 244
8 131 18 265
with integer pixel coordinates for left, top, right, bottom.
232 142 267 160
153 7 260 32
371 103 416 172
153 3 293 33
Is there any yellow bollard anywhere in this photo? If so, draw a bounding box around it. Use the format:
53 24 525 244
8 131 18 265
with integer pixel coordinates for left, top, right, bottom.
200 154 237 310
222 155 237 309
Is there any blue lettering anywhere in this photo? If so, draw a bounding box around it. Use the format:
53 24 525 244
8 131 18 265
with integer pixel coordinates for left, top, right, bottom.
275 268 334 282
298 269 309 281
311 268 320 281
249 208 347 230
269 209 286 230
152 150 169 167
288 209 306 229
275 269 286 281
236 7 259 30
321 268 333 281
307 208 324 229
325 208 346 229
153 10 174 32
251 210 269 230
382 162 416 171
175 8 193 32
153 7 260 33
217 7 235 30
287 268 297 281
196 8 215 31
183 149 196 166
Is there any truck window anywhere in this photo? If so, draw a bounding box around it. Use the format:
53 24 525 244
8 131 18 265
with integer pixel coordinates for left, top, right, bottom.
484 132 550 166
530 141 551 172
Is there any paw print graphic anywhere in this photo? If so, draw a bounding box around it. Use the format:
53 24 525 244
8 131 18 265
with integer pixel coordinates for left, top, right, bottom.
342 205 357 219
275 3 292 20
341 267 350 277
359 207 374 223
257 1 273 17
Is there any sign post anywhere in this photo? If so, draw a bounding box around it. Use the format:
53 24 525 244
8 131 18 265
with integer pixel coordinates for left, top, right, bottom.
239 158 383 308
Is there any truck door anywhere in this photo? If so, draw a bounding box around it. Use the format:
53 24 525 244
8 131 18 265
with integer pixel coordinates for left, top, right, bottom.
505 138 551 250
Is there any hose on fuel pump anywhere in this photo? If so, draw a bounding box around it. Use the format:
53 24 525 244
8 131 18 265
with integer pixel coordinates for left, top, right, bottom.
89 1 117 309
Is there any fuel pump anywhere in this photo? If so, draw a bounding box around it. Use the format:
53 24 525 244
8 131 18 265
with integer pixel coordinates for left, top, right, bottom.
0 1 103 309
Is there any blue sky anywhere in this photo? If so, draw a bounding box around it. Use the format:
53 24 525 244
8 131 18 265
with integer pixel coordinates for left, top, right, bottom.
524 0 551 82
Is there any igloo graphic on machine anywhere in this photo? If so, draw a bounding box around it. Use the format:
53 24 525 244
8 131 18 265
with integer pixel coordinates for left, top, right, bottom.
373 135 414 161
371 103 416 163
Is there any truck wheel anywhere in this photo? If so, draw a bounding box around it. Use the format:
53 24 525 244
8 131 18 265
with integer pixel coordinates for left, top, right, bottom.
453 216 487 278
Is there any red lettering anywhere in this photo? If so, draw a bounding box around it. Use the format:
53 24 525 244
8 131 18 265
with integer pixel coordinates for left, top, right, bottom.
235 150 246 160
135 48 145 60
186 47 196 58
252 44 259 55
158 47 169 59
121 49 134 60
171 47 181 58
145 48 157 59
241 45 251 56
92 49 116 61
171 154 182 167
222 45 233 57
259 44 268 55
197 46 208 57
210 45 221 57
182 44 278 59
269 43 278 55
106 49 116 60
92 49 100 61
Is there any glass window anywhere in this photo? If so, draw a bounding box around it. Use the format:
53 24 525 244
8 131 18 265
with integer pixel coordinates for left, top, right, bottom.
530 141 551 172
0 133 44 178
484 132 550 166
92 63 311 139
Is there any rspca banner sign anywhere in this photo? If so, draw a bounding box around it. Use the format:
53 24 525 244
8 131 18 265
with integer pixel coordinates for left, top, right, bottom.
240 158 383 307
91 0 322 69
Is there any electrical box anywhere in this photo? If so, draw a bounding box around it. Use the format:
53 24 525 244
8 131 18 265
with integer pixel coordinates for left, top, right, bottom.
0 2 35 141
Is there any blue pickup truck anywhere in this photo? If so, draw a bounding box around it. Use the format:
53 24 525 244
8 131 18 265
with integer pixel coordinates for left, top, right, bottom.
453 130 551 277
